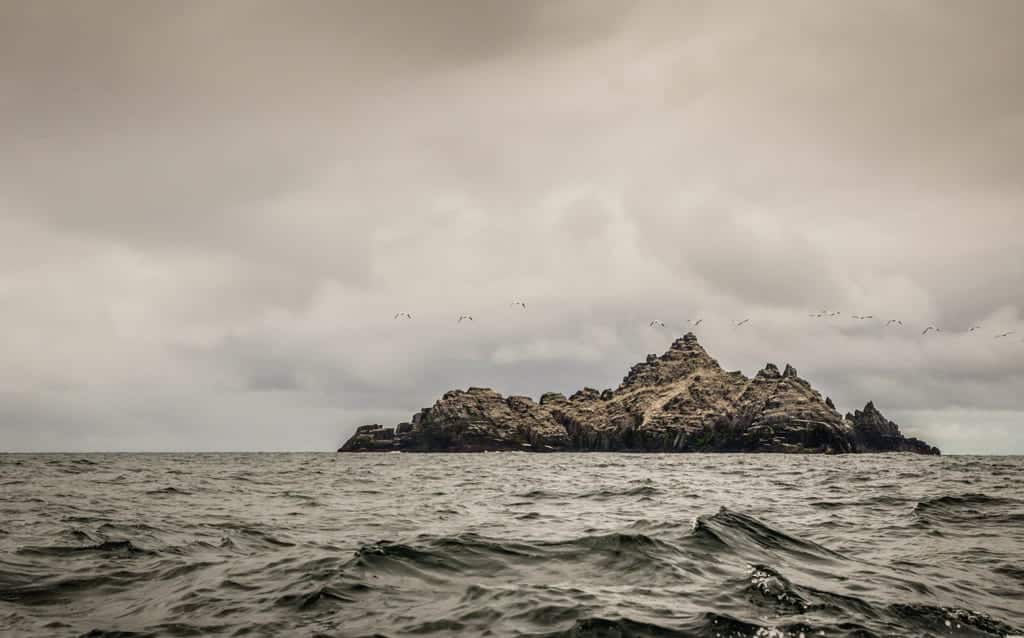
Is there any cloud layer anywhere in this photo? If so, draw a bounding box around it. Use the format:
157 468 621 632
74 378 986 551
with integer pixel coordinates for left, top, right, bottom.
1 1 1022 452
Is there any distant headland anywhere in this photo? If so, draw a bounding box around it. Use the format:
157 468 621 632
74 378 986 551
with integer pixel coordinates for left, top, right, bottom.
338 333 939 455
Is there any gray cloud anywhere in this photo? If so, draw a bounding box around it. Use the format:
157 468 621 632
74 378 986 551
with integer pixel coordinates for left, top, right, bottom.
1 1 1022 452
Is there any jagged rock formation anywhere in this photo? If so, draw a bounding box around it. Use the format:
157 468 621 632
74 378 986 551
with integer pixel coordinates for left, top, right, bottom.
338 334 939 455
846 401 940 455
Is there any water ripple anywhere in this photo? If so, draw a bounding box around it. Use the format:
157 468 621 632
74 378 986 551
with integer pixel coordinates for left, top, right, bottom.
0 452 1020 637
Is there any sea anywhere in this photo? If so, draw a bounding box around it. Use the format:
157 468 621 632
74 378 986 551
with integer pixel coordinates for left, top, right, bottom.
0 453 1021 637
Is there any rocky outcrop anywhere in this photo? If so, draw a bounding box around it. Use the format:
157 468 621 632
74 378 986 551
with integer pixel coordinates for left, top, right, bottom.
338 334 939 455
846 401 940 455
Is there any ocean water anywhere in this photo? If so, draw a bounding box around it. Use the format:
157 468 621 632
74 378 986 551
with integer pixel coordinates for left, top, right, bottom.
0 453 1021 638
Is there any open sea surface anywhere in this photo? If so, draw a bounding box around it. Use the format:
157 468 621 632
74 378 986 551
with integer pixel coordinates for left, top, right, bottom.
1 453 1022 637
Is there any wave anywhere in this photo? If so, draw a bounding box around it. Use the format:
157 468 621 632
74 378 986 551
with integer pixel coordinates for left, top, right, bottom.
526 611 885 638
145 487 191 496
275 585 359 610
532 615 694 637
349 534 542 581
690 507 847 562
810 494 911 510
0 572 141 604
515 485 662 500
341 529 703 598
516 511 544 520
913 493 1024 525
341 511 850 605
516 489 562 498
994 564 1024 583
916 493 1019 510
888 603 1020 637
215 524 296 549
18 539 150 557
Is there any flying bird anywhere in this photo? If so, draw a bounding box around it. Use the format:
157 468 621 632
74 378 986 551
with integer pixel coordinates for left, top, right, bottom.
733 319 750 327
851 315 874 320
688 319 703 327
649 320 666 328
886 319 903 327
510 301 527 310
457 315 473 323
968 326 981 333
393 312 412 320
808 312 824 318
922 326 940 335
995 331 1016 339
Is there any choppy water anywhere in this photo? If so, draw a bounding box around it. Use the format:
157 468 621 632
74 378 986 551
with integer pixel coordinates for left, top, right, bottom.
1 453 1022 637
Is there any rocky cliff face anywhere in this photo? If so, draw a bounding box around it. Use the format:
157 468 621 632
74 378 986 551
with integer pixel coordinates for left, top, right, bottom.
846 401 940 455
338 334 939 454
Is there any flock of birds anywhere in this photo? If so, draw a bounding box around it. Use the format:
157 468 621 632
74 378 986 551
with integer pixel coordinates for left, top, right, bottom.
802 310 1017 338
393 304 1021 341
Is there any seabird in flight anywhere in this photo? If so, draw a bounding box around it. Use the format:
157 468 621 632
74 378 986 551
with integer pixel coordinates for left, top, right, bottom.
733 319 750 327
968 326 981 333
886 319 903 327
995 331 1016 339
458 315 473 323
922 326 940 335
688 319 703 327
393 312 412 319
649 320 666 328
510 301 527 310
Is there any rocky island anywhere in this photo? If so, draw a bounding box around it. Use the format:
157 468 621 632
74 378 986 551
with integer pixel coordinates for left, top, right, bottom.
338 334 939 455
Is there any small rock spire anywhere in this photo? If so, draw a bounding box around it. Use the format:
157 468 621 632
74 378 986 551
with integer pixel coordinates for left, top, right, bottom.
670 332 701 350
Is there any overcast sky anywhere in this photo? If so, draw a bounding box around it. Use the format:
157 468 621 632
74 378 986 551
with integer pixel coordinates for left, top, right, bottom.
1 1 1022 453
